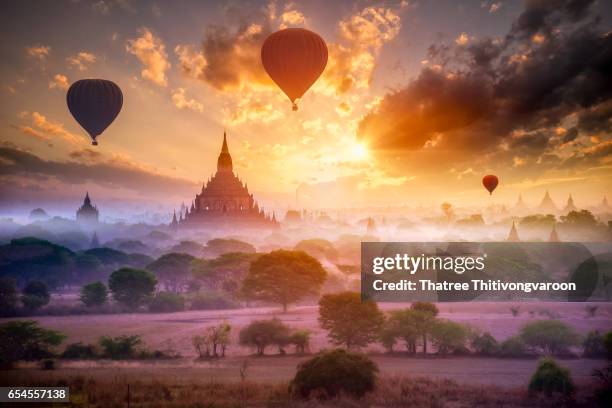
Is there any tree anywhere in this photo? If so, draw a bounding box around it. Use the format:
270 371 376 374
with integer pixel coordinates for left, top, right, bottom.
560 210 598 228
471 332 500 356
385 309 419 353
583 331 606 358
148 292 185 312
241 250 327 312
289 330 311 354
0 277 18 316
519 320 579 355
203 238 256 258
318 292 384 349
0 320 65 368
108 268 157 310
294 239 338 262
61 342 98 359
430 320 470 354
410 302 439 354
21 280 50 311
193 322 231 358
146 253 195 293
80 281 108 307
238 318 289 355
528 357 575 396
290 349 378 399
99 335 142 359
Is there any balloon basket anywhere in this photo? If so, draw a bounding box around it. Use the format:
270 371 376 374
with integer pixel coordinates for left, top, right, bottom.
92 140 98 146
292 102 298 111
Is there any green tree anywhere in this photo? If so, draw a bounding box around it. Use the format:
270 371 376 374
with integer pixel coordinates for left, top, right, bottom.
0 320 65 368
20 280 50 311
241 250 327 312
238 318 289 355
193 322 232 358
430 320 470 354
319 292 384 349
80 281 108 307
148 292 185 312
520 320 579 355
560 210 598 228
471 332 500 356
108 268 157 310
99 335 142 359
290 349 378 399
410 302 439 354
0 277 18 316
289 330 311 354
583 330 606 358
385 309 419 353
146 253 195 293
528 357 575 396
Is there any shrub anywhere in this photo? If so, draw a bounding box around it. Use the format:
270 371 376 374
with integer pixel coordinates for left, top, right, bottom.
471 332 500 356
80 282 108 307
583 331 606 358
190 292 237 310
61 342 98 359
500 336 529 358
520 320 579 355
604 332 612 359
430 320 470 355
149 292 185 313
528 357 575 396
290 349 378 399
193 323 231 358
239 319 289 355
0 320 65 368
99 335 142 359
21 281 50 311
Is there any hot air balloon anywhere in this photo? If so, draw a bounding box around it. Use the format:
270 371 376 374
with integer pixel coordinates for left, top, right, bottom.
67 79 123 145
261 28 328 111
482 175 499 195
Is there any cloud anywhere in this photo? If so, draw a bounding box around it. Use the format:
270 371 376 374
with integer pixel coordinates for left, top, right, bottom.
358 0 612 177
171 88 204 112
279 6 306 29
91 0 110 15
126 28 170 87
0 145 196 196
319 6 402 95
14 112 83 145
25 45 50 60
174 44 207 79
48 74 69 91
67 52 97 71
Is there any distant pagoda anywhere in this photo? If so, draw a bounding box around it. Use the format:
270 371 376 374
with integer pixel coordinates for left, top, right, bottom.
506 221 520 242
514 193 528 212
90 231 100 248
76 192 99 226
600 196 610 212
548 224 560 242
537 190 558 214
176 132 278 230
562 194 577 213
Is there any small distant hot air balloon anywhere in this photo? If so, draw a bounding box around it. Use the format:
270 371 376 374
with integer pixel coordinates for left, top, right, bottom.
261 28 328 111
67 79 123 146
482 175 499 195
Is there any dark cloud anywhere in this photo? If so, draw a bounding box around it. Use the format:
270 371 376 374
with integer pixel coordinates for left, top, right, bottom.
0 146 196 195
359 0 612 168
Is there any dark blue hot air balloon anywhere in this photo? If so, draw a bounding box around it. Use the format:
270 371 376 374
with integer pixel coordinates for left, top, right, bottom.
67 79 123 145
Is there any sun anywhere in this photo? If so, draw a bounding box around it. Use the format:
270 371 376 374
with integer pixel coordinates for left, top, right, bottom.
350 142 369 161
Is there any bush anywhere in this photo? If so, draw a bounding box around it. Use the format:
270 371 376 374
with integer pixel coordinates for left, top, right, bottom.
471 332 499 356
99 335 142 359
21 281 50 311
193 323 231 358
528 357 575 396
290 349 378 399
149 292 185 313
583 331 607 358
0 320 65 368
500 336 529 358
430 320 470 355
239 319 289 355
61 342 98 359
80 282 108 307
0 277 18 316
604 332 612 359
520 320 579 355
190 292 237 310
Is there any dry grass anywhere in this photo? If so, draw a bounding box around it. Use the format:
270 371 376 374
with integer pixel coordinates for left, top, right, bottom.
9 374 599 408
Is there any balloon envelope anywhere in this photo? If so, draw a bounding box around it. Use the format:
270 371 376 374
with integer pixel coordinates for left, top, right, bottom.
67 79 123 145
482 175 499 195
261 28 328 110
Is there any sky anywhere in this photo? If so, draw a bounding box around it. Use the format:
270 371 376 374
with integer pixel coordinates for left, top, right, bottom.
0 0 611 218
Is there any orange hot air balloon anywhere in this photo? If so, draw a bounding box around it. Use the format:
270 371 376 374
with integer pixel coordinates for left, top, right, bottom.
482 175 499 195
261 28 328 111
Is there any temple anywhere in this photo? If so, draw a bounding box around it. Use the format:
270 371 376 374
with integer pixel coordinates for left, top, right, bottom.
173 132 278 230
76 192 99 226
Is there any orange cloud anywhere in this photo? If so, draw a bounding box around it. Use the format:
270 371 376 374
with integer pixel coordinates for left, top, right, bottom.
48 74 69 91
126 28 170 87
25 45 50 60
67 51 97 71
171 88 204 113
15 112 83 145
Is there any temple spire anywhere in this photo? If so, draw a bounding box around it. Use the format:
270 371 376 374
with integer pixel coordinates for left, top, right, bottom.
217 131 233 173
